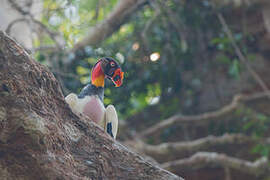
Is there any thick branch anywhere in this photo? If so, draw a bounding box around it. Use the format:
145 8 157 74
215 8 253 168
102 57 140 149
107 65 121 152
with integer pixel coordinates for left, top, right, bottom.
8 0 31 15
6 0 64 50
0 31 182 180
72 0 148 52
72 0 270 54
133 134 254 163
162 152 269 177
67 0 149 64
140 92 270 137
5 18 27 35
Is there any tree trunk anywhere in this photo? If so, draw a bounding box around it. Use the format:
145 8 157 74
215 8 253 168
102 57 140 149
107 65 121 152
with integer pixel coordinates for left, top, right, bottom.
0 0 43 49
0 31 182 180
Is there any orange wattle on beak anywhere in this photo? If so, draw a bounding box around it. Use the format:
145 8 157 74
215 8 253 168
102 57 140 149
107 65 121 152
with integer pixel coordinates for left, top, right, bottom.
111 68 124 87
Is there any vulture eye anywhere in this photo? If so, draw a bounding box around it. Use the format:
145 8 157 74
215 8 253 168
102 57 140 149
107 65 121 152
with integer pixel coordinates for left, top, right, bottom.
110 62 115 67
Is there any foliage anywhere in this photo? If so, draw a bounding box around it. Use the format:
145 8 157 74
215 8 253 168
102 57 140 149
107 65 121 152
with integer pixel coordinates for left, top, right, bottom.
35 0 270 156
243 112 270 158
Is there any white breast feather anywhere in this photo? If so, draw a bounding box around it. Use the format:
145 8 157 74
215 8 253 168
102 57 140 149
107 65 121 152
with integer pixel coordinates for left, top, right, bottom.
65 93 118 139
65 93 105 127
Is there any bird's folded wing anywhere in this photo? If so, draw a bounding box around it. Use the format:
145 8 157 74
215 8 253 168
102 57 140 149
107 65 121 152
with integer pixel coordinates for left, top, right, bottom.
65 93 78 111
105 105 118 139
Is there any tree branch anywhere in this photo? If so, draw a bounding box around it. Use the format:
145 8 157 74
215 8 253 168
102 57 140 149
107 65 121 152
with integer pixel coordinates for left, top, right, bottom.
140 92 270 137
132 134 254 163
6 0 64 50
162 152 269 177
141 2 160 54
8 0 31 15
5 18 28 35
72 0 148 50
217 12 270 98
67 0 149 64
31 18 64 50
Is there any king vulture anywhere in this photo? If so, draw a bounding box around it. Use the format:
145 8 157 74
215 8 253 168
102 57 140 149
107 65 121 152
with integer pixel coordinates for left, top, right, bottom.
65 57 124 139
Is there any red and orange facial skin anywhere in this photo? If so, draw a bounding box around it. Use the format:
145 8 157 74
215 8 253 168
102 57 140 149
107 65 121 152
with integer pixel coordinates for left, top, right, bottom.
111 68 124 87
91 61 105 87
92 57 124 87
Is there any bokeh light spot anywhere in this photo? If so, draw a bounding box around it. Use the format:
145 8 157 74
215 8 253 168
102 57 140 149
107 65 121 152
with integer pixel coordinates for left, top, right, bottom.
132 42 140 51
150 52 160 62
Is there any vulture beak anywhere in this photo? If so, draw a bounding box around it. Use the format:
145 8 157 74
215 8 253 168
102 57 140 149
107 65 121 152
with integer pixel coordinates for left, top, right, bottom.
111 68 124 87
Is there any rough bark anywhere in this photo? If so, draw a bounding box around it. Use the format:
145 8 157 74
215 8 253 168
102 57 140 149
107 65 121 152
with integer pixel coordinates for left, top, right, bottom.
0 31 182 180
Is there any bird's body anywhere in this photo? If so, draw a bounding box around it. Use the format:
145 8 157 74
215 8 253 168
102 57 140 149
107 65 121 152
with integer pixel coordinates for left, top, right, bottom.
65 57 124 139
